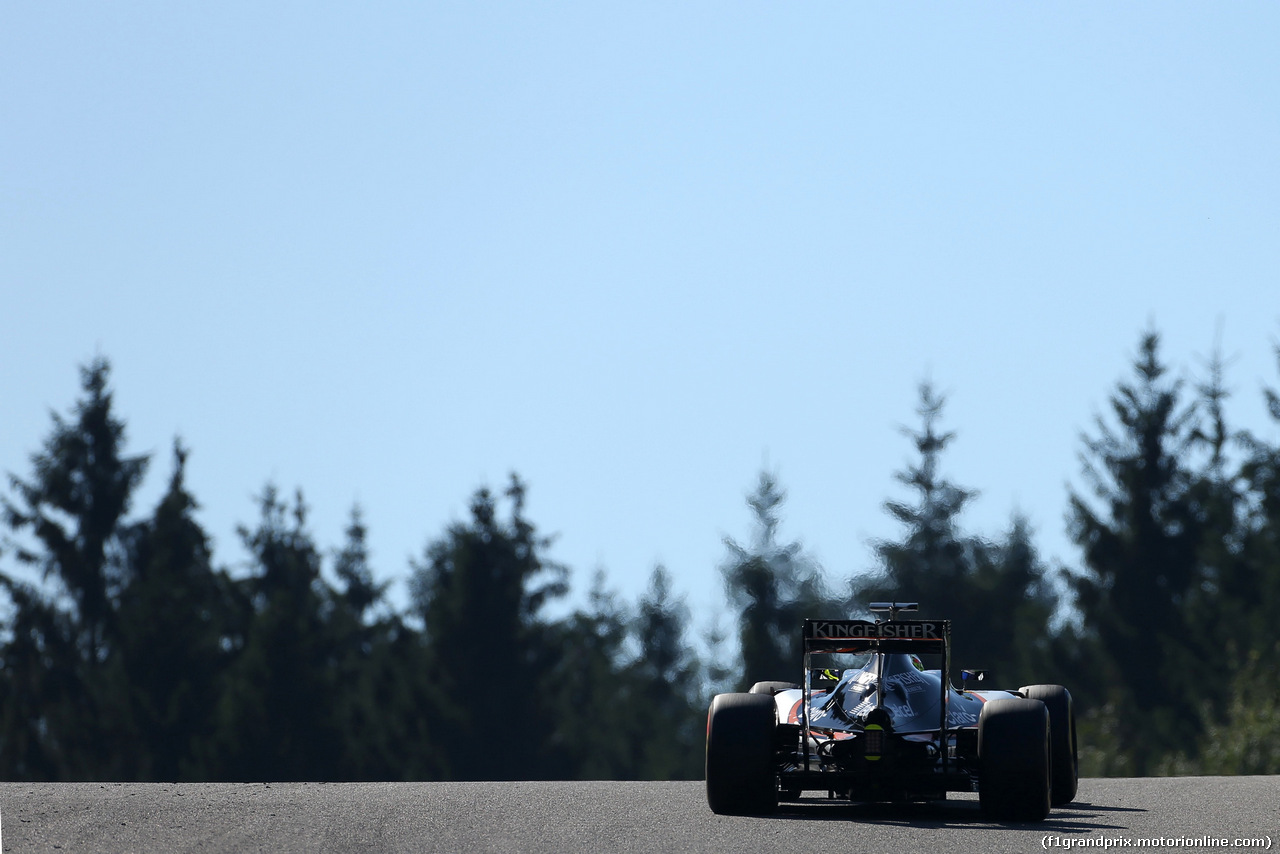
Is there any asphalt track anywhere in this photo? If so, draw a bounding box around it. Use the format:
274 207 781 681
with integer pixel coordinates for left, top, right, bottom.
0 777 1275 853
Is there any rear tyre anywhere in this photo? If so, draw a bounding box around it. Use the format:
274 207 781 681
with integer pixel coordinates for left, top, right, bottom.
1020 684 1078 805
979 697 1052 822
705 693 779 815
748 681 799 695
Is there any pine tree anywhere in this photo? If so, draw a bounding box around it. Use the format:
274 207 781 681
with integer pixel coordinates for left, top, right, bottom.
326 506 433 780
721 470 826 688
628 565 703 779
867 382 977 605
540 571 634 779
854 382 1057 684
1066 331 1206 774
208 487 343 781
1176 340 1280 775
3 358 148 661
1233 340 1280 664
0 358 149 778
408 475 568 779
115 441 236 780
1181 348 1255 680
332 506 388 621
967 514 1058 686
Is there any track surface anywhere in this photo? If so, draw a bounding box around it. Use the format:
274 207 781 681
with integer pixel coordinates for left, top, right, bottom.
0 777 1275 853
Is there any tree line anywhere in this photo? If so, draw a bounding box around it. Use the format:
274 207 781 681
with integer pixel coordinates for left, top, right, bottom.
2 328 1278 781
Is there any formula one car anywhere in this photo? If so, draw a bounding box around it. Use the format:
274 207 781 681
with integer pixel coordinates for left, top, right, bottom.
705 603 1077 822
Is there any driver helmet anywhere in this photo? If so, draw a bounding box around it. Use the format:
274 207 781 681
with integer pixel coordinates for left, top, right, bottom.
910 654 925 672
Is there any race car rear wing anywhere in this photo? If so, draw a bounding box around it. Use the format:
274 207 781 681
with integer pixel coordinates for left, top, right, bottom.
802 619 949 656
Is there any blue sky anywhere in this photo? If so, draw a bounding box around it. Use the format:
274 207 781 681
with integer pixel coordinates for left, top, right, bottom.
3 3 1278 628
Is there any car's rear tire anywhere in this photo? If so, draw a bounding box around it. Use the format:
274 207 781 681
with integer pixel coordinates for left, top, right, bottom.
979 697 1052 822
748 681 799 695
1020 684 1078 805
705 693 779 815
